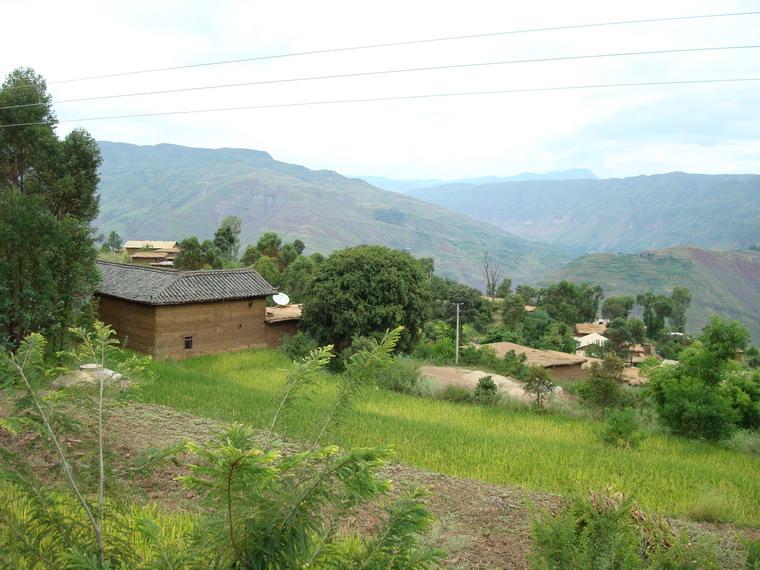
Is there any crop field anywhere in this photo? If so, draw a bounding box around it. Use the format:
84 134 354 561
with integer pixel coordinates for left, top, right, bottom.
140 349 760 527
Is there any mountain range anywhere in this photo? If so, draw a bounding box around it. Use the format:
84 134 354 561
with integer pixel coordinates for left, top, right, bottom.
95 142 568 287
406 173 760 254
358 169 597 193
548 247 760 340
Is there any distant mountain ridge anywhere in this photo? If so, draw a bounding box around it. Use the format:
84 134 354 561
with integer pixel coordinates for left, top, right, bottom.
548 247 760 341
357 169 597 193
94 141 570 287
406 172 760 254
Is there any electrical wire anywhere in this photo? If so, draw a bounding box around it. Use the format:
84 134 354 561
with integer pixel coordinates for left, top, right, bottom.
35 10 760 85
2 44 758 111
1 76 758 128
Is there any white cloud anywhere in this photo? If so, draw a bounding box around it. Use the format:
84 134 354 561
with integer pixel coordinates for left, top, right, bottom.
2 0 759 178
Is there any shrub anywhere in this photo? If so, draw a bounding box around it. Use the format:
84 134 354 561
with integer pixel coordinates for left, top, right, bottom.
377 358 425 395
522 366 555 408
720 372 760 430
530 490 722 570
724 429 760 455
577 369 623 412
473 376 500 405
649 372 738 441
279 331 319 361
600 408 643 449
438 385 473 404
412 338 455 363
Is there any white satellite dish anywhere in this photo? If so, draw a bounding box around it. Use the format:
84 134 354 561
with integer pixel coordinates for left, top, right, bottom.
272 292 290 306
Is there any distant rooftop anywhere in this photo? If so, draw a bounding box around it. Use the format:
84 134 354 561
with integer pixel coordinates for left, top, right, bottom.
483 341 587 368
123 240 178 250
96 261 277 305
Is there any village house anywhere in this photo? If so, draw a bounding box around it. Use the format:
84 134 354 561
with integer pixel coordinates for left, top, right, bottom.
95 261 298 358
123 240 179 257
482 341 588 380
573 322 607 336
574 332 608 355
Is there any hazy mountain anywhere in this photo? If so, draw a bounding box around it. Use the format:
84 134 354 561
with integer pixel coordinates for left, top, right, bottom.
358 169 597 193
95 142 570 287
548 247 760 340
407 173 760 254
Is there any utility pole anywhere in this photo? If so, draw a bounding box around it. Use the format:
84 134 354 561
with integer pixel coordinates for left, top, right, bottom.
453 302 463 365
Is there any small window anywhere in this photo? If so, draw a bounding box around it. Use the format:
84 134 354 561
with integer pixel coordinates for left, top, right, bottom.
183 335 194 350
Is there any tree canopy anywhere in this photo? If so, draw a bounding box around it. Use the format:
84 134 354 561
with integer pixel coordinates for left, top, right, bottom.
0 68 101 349
301 245 430 352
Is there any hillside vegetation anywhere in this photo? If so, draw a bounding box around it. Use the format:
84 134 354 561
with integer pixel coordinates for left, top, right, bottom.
407 172 760 254
95 141 568 286
140 349 760 526
548 247 760 340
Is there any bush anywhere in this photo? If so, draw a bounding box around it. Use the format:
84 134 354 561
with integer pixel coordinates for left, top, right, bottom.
649 372 738 441
473 376 500 405
530 490 722 570
721 372 760 430
522 366 555 408
412 338 455 363
724 429 760 455
600 408 644 449
438 385 473 404
377 358 426 395
279 331 319 361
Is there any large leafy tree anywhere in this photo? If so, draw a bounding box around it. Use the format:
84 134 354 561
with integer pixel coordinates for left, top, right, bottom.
430 275 491 330
173 237 222 270
0 68 101 349
301 245 430 351
601 295 635 321
538 281 603 325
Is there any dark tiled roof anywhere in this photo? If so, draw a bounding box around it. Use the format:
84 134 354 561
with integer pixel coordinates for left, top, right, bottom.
96 261 277 305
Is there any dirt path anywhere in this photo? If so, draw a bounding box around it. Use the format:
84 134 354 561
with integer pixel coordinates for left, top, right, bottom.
420 365 534 403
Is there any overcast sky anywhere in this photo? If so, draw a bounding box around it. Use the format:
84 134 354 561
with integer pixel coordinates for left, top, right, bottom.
3 0 760 179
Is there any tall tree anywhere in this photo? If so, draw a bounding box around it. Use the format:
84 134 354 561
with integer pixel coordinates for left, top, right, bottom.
106 231 123 252
213 216 242 263
669 286 692 332
0 68 101 349
482 250 504 303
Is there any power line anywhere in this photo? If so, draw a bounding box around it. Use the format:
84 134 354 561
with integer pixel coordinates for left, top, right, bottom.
1 76 757 129
3 44 758 111
36 10 760 85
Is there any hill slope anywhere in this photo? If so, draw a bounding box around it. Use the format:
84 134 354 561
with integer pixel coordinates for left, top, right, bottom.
407 173 760 254
548 247 760 340
360 168 597 193
95 142 569 286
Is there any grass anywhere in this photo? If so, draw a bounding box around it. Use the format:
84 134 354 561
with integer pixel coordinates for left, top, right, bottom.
139 349 760 527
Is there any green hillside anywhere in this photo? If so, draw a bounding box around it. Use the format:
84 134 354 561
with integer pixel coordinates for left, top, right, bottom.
95 142 569 286
407 173 760 254
548 247 760 340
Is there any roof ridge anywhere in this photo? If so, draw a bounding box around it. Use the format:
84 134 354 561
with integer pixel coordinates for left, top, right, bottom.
96 260 179 274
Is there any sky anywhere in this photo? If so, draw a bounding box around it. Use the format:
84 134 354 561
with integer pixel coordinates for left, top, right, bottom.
2 0 760 179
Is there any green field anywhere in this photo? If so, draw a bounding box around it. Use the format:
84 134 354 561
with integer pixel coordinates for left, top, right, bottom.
140 349 760 526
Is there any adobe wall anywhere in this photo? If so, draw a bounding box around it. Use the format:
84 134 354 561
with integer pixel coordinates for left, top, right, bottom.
265 320 299 347
97 296 157 355
546 362 588 381
153 298 269 359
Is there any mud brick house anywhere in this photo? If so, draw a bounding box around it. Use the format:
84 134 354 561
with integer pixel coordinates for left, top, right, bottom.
482 341 588 381
95 261 297 358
